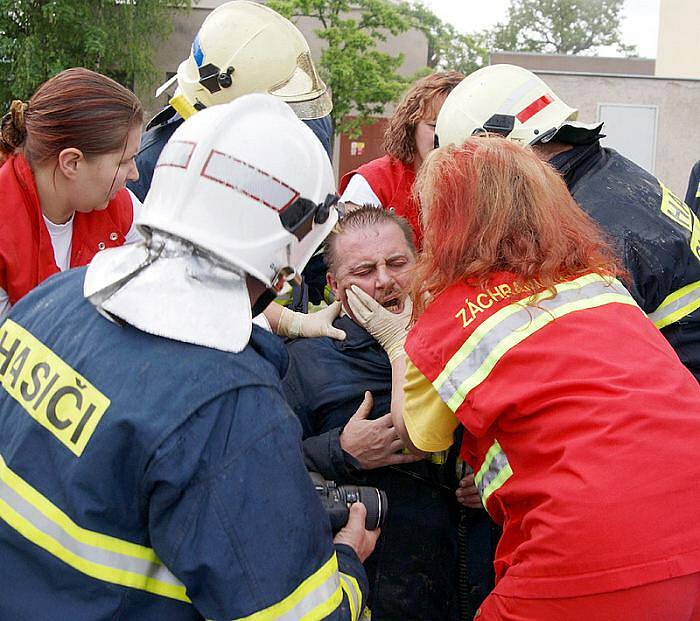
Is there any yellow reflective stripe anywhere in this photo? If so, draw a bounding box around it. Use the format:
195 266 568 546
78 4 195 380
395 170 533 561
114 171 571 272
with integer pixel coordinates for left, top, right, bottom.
340 572 362 621
235 554 342 621
446 292 634 411
433 275 637 412
0 454 153 560
474 441 512 507
0 454 189 602
481 464 513 505
434 273 604 397
324 284 335 305
649 280 700 329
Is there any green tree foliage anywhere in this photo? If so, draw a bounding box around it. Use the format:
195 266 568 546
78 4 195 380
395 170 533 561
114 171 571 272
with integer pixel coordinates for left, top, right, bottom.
492 0 636 55
268 0 412 137
0 0 190 110
400 2 489 75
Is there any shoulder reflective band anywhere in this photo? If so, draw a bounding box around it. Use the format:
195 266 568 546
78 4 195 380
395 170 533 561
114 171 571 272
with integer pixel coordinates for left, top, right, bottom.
233 554 343 621
648 280 700 330
0 453 189 602
474 440 512 507
340 572 363 621
433 274 638 412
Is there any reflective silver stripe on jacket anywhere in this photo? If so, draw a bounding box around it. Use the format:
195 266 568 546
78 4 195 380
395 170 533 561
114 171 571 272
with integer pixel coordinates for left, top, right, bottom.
0 454 188 601
340 572 362 621
433 275 637 412
474 441 512 505
648 280 700 330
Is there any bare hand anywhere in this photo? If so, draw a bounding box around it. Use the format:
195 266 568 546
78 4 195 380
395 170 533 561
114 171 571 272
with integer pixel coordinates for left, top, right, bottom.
333 503 380 563
456 473 483 509
340 391 421 470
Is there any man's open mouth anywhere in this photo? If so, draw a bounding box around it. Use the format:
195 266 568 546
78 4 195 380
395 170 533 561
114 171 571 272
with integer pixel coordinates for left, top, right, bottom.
381 296 402 312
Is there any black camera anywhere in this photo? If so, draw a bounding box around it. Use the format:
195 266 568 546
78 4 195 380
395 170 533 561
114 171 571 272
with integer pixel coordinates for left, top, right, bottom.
310 472 388 533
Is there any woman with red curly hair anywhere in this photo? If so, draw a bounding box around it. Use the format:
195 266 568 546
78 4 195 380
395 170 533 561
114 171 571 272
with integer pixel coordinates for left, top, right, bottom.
338 71 463 248
348 136 700 619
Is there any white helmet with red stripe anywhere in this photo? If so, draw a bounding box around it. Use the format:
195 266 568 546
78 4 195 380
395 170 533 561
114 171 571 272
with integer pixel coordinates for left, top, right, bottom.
84 93 338 353
140 93 338 290
435 64 578 147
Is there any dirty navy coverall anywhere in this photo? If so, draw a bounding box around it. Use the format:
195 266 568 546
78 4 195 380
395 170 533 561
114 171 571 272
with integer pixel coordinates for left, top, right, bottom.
551 141 700 380
283 315 495 621
0 268 367 620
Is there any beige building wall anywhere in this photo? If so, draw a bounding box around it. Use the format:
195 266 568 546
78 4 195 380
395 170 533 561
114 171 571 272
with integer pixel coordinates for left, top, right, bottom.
538 72 700 195
656 0 700 78
492 52 655 75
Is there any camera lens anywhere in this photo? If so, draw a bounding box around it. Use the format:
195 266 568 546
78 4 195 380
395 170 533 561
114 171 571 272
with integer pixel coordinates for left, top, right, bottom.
338 485 388 530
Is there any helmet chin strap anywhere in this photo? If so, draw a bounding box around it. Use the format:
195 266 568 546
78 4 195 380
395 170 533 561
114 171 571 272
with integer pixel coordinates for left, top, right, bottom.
169 93 199 120
251 288 277 318
252 267 302 317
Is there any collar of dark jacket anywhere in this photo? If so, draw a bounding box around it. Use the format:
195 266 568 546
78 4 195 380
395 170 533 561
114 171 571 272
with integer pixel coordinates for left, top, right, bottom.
549 140 602 189
250 323 291 378
332 315 380 352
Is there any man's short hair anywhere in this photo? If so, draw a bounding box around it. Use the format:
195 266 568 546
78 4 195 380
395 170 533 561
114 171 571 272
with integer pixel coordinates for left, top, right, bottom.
324 206 416 273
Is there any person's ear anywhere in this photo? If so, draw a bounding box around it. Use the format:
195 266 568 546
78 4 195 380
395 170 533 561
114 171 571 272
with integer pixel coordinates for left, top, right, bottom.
327 271 341 301
56 148 85 180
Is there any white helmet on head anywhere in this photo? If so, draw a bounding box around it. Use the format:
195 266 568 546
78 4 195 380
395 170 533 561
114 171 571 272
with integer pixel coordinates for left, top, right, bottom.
435 64 579 147
166 0 332 121
142 93 337 291
85 94 338 353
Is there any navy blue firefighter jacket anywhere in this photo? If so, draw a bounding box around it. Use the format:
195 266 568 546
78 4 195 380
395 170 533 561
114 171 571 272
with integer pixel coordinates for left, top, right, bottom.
685 160 700 216
551 141 700 381
0 268 366 620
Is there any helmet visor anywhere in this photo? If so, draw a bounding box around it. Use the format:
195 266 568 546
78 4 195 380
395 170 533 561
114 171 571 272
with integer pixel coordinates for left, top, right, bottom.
269 52 333 119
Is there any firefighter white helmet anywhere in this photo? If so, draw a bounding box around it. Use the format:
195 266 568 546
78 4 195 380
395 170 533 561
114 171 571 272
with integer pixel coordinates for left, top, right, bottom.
85 94 338 353
166 0 332 121
141 94 337 289
435 64 579 147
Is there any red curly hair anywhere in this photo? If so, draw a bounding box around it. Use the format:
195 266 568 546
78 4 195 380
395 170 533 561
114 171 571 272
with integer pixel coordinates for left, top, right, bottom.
412 136 623 319
383 71 464 165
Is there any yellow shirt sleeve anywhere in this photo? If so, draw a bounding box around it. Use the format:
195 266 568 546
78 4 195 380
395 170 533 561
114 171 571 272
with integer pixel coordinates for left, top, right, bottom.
403 358 459 452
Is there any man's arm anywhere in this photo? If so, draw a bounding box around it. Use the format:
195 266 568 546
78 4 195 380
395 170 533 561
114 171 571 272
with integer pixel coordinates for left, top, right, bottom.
144 386 373 620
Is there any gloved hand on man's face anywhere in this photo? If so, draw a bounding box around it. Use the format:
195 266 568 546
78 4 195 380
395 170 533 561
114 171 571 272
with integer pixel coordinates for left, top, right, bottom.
346 285 412 362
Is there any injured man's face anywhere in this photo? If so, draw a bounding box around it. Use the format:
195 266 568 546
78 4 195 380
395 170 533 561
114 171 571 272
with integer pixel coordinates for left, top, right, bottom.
327 221 415 322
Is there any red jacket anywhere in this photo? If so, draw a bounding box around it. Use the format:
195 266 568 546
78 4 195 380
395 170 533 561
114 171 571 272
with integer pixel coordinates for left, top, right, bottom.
339 155 422 249
406 272 700 598
0 154 134 305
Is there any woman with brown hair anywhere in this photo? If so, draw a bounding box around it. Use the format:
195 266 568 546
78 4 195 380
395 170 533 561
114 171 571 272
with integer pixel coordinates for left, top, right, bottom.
348 136 700 619
0 68 143 320
338 71 463 248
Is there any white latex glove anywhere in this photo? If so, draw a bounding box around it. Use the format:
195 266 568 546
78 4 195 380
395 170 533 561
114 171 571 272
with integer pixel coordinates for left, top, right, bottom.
276 301 346 340
346 285 412 361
